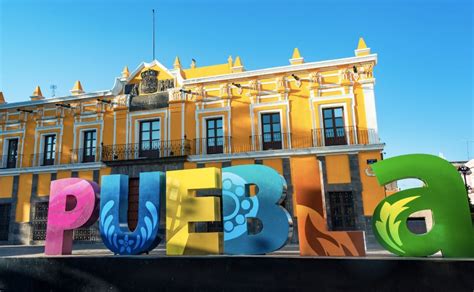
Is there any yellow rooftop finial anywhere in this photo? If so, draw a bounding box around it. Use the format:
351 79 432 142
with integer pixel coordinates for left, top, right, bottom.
233 56 242 67
292 48 301 59
357 37 367 50
355 37 371 56
122 66 130 78
32 86 43 97
173 56 182 69
0 92 5 104
232 56 244 73
70 80 84 95
290 48 304 65
227 55 233 67
30 86 44 100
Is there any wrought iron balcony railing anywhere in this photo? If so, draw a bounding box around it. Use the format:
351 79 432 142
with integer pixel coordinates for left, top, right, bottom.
312 127 379 147
0 154 23 169
193 136 232 155
70 148 102 164
30 152 62 167
248 133 292 151
101 139 191 162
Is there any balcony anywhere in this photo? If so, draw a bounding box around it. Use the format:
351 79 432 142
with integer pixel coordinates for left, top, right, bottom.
30 152 62 167
101 139 191 163
312 127 379 147
193 136 232 155
70 148 102 164
190 127 379 157
0 154 23 169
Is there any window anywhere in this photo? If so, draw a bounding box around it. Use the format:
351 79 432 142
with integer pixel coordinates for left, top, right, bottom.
32 202 49 241
206 118 224 154
31 201 100 241
0 204 11 241
328 191 356 231
139 120 160 158
261 113 282 150
6 139 18 169
42 135 56 166
82 130 97 163
323 107 347 146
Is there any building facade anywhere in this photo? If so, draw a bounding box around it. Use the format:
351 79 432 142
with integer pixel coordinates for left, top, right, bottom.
0 38 386 249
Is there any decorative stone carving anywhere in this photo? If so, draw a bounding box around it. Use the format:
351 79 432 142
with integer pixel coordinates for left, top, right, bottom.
195 85 205 99
169 88 182 102
276 77 284 91
35 108 44 121
342 69 352 82
140 70 159 94
113 95 129 108
309 72 322 88
249 80 260 93
364 64 374 79
220 84 230 98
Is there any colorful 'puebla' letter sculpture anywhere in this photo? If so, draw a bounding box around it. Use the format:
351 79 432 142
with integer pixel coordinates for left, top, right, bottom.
371 154 474 257
100 172 164 255
290 156 366 256
222 165 292 254
45 178 100 255
166 167 222 255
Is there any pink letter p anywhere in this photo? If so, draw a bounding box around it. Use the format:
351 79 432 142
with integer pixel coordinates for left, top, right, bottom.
45 178 99 255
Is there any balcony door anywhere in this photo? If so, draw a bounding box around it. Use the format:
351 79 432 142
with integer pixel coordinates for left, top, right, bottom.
139 120 160 158
6 139 18 168
82 130 97 163
42 135 56 166
261 113 282 150
206 118 223 154
323 107 347 146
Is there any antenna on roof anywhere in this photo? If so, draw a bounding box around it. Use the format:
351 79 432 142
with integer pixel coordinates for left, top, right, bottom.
152 9 156 60
50 84 57 97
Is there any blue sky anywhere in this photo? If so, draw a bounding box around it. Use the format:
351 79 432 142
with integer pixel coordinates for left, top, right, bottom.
0 0 473 164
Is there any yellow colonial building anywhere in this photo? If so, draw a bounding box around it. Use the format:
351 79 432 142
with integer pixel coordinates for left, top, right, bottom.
0 38 386 247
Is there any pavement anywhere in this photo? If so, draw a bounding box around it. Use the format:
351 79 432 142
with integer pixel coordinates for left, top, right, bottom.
0 242 400 258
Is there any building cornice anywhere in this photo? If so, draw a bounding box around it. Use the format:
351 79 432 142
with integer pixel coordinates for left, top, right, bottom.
183 54 377 85
0 91 113 110
0 162 105 176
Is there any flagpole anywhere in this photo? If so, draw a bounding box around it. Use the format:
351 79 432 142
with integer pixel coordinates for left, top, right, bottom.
152 9 155 60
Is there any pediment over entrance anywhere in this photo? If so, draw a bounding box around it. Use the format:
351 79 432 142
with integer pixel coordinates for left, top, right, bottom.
124 60 178 94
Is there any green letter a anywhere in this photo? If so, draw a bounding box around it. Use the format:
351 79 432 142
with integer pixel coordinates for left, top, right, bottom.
371 154 474 257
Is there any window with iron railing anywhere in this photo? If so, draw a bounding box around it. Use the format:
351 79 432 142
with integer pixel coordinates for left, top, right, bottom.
261 113 282 150
82 130 97 163
322 107 347 146
139 120 161 159
5 138 19 169
42 134 56 166
206 118 224 154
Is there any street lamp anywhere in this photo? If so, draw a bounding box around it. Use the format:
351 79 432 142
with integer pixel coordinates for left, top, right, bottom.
457 165 473 212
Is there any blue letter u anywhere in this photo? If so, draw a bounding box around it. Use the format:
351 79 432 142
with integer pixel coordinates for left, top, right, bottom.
100 172 164 255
